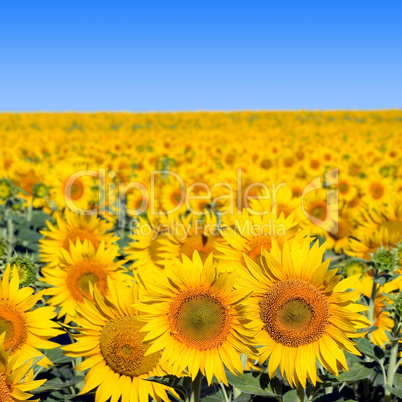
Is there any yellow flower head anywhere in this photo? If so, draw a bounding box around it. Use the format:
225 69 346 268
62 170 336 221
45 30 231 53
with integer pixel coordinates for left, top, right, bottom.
136 252 258 385
63 280 180 402
238 238 371 388
0 265 62 368
42 239 129 319
0 332 46 402
40 209 118 267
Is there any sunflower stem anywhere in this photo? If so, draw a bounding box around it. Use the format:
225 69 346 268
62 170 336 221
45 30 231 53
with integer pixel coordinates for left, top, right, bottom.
27 201 33 223
367 272 379 342
296 387 305 402
384 321 401 402
190 372 203 402
7 215 14 260
219 382 230 402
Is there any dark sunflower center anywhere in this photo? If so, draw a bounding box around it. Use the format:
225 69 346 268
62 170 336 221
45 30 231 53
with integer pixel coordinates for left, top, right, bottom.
278 300 312 331
66 262 108 301
259 278 329 347
169 288 232 350
100 316 160 377
339 182 349 193
177 297 225 341
370 183 384 199
77 273 98 296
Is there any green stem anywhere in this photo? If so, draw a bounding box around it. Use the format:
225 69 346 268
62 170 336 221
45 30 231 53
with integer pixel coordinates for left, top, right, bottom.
296 387 305 402
368 278 378 324
368 273 378 343
220 383 230 402
7 216 14 260
27 202 33 223
190 372 203 402
384 322 401 402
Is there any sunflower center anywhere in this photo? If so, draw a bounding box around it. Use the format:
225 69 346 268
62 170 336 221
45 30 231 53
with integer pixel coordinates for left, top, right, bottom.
100 316 160 377
311 205 326 220
0 300 28 353
330 220 352 241
66 261 108 301
277 300 312 331
170 190 184 205
181 235 214 263
339 182 349 194
244 235 285 266
369 183 384 199
259 278 329 347
66 180 84 201
0 373 11 402
62 229 100 251
169 288 232 350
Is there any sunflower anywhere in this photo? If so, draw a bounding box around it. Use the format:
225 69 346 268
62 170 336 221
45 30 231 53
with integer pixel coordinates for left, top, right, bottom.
158 211 219 264
42 240 129 320
216 210 307 271
324 202 356 254
351 273 396 347
124 215 173 275
7 159 47 207
301 188 339 236
248 185 303 220
361 175 394 205
0 265 62 368
62 280 180 402
0 332 46 402
337 174 357 202
48 163 94 212
40 209 117 267
304 155 325 178
346 201 402 259
158 182 187 213
136 252 258 385
238 238 371 388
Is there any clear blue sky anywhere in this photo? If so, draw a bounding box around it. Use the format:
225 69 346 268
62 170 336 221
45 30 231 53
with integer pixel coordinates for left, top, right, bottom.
0 1 401 111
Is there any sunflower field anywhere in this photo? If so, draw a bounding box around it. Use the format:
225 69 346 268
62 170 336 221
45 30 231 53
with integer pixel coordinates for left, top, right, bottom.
0 111 402 402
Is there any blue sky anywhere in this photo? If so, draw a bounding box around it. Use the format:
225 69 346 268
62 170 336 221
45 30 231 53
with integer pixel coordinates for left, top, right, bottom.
0 1 401 111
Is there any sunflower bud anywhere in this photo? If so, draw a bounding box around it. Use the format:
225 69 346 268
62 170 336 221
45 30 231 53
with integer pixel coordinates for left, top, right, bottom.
33 182 48 198
0 179 16 200
392 293 402 320
372 247 398 272
394 242 402 267
340 259 367 278
8 255 38 287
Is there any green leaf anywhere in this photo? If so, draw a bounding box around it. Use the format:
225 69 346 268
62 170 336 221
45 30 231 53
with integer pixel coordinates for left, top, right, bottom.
30 210 52 229
45 347 74 365
225 370 281 397
18 228 42 242
321 362 374 384
384 385 402 399
33 377 83 394
356 337 385 362
282 390 297 402
146 375 192 397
